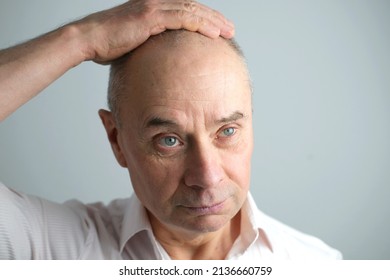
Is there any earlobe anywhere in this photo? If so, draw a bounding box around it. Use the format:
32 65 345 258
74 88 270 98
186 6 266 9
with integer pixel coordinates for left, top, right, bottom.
98 109 128 168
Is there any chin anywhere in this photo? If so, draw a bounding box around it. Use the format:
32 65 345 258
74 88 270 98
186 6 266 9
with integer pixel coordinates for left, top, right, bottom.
176 215 232 233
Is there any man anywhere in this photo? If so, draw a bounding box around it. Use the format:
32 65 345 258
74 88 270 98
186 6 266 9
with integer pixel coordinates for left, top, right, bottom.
0 0 341 259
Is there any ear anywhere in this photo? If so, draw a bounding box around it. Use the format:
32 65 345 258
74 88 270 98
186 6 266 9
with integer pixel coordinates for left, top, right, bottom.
98 109 127 168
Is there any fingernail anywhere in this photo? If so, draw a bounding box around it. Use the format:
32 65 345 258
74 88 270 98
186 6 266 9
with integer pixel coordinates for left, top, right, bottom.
221 27 235 38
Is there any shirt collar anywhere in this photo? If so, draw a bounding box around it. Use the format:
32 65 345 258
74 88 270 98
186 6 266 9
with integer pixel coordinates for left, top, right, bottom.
225 192 274 258
119 192 273 256
119 194 153 253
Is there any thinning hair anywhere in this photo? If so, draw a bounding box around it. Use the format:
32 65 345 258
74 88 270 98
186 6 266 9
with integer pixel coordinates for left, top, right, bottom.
107 30 250 125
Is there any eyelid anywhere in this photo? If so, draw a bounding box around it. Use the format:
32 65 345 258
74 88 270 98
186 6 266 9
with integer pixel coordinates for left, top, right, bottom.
154 133 184 149
217 125 239 138
159 136 179 147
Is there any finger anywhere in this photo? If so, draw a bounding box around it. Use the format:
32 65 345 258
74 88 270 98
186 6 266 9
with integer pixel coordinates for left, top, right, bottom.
184 2 235 37
153 9 234 39
158 1 234 38
160 1 226 24
190 1 233 27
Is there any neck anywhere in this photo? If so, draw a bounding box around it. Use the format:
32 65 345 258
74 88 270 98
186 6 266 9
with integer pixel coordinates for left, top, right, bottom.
149 212 241 260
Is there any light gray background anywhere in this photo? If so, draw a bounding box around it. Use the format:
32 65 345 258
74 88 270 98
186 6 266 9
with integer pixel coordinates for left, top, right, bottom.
0 0 389 259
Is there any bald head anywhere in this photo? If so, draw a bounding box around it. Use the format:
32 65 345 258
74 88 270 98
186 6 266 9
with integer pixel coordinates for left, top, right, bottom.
107 30 251 125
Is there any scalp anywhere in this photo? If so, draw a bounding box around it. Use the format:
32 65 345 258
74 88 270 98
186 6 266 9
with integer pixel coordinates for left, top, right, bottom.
108 30 249 125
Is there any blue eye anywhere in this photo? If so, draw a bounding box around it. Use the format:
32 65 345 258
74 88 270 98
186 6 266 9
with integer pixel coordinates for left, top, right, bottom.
222 127 236 137
160 136 179 147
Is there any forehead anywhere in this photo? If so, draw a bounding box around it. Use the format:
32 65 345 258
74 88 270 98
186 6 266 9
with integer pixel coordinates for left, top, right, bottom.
116 32 251 126
124 32 248 86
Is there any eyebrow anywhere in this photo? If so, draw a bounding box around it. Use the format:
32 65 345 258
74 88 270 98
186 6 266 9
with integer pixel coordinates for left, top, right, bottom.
145 117 179 129
144 111 246 129
215 111 245 125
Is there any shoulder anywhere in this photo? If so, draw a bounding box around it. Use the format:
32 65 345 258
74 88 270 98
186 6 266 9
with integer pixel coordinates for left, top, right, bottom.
247 194 342 259
0 183 88 259
0 182 132 259
0 183 39 259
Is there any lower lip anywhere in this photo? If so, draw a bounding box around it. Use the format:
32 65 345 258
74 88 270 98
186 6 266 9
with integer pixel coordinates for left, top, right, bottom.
182 201 226 216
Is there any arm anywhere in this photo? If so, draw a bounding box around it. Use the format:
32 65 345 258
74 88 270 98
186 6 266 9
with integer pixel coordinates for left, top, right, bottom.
0 0 234 121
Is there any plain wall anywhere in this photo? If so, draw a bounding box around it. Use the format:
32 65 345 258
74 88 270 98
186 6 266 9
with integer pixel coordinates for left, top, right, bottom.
0 0 389 259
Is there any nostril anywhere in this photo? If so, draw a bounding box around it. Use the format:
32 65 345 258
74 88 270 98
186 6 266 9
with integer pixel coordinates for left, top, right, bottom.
183 161 224 189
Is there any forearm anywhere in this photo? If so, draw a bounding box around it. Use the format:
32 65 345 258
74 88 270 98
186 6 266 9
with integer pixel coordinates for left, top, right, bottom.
0 25 87 121
0 0 234 122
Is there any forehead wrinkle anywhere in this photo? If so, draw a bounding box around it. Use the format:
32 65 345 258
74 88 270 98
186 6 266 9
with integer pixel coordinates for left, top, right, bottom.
150 73 228 97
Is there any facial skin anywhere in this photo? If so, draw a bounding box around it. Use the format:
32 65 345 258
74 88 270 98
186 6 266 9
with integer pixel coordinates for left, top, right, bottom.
100 32 253 257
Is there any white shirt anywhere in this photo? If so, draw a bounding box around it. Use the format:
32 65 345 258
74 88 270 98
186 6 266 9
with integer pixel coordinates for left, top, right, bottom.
0 183 342 259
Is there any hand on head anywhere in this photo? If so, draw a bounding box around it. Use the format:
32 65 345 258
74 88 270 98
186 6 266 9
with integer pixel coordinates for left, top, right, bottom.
0 0 234 121
77 0 235 64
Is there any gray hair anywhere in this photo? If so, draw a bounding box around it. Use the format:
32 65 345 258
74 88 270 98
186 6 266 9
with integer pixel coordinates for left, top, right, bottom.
107 30 251 126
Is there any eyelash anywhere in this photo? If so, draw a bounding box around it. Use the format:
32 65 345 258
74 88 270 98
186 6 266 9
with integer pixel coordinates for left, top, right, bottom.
153 126 239 151
157 135 182 148
218 127 237 138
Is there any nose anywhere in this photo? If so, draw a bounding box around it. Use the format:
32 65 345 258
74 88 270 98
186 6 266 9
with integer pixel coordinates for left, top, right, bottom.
183 140 224 189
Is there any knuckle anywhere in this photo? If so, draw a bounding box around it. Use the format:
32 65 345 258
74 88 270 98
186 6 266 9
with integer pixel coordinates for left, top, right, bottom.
175 9 187 20
180 13 205 31
194 15 205 26
183 0 198 13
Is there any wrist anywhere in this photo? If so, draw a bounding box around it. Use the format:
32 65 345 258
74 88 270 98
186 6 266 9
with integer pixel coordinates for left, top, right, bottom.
60 22 96 63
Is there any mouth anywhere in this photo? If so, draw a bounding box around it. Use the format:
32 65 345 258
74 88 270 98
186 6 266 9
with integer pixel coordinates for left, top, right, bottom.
181 200 226 216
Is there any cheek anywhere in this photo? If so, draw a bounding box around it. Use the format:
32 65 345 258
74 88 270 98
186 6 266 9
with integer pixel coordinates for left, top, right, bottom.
125 148 184 207
225 133 253 189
